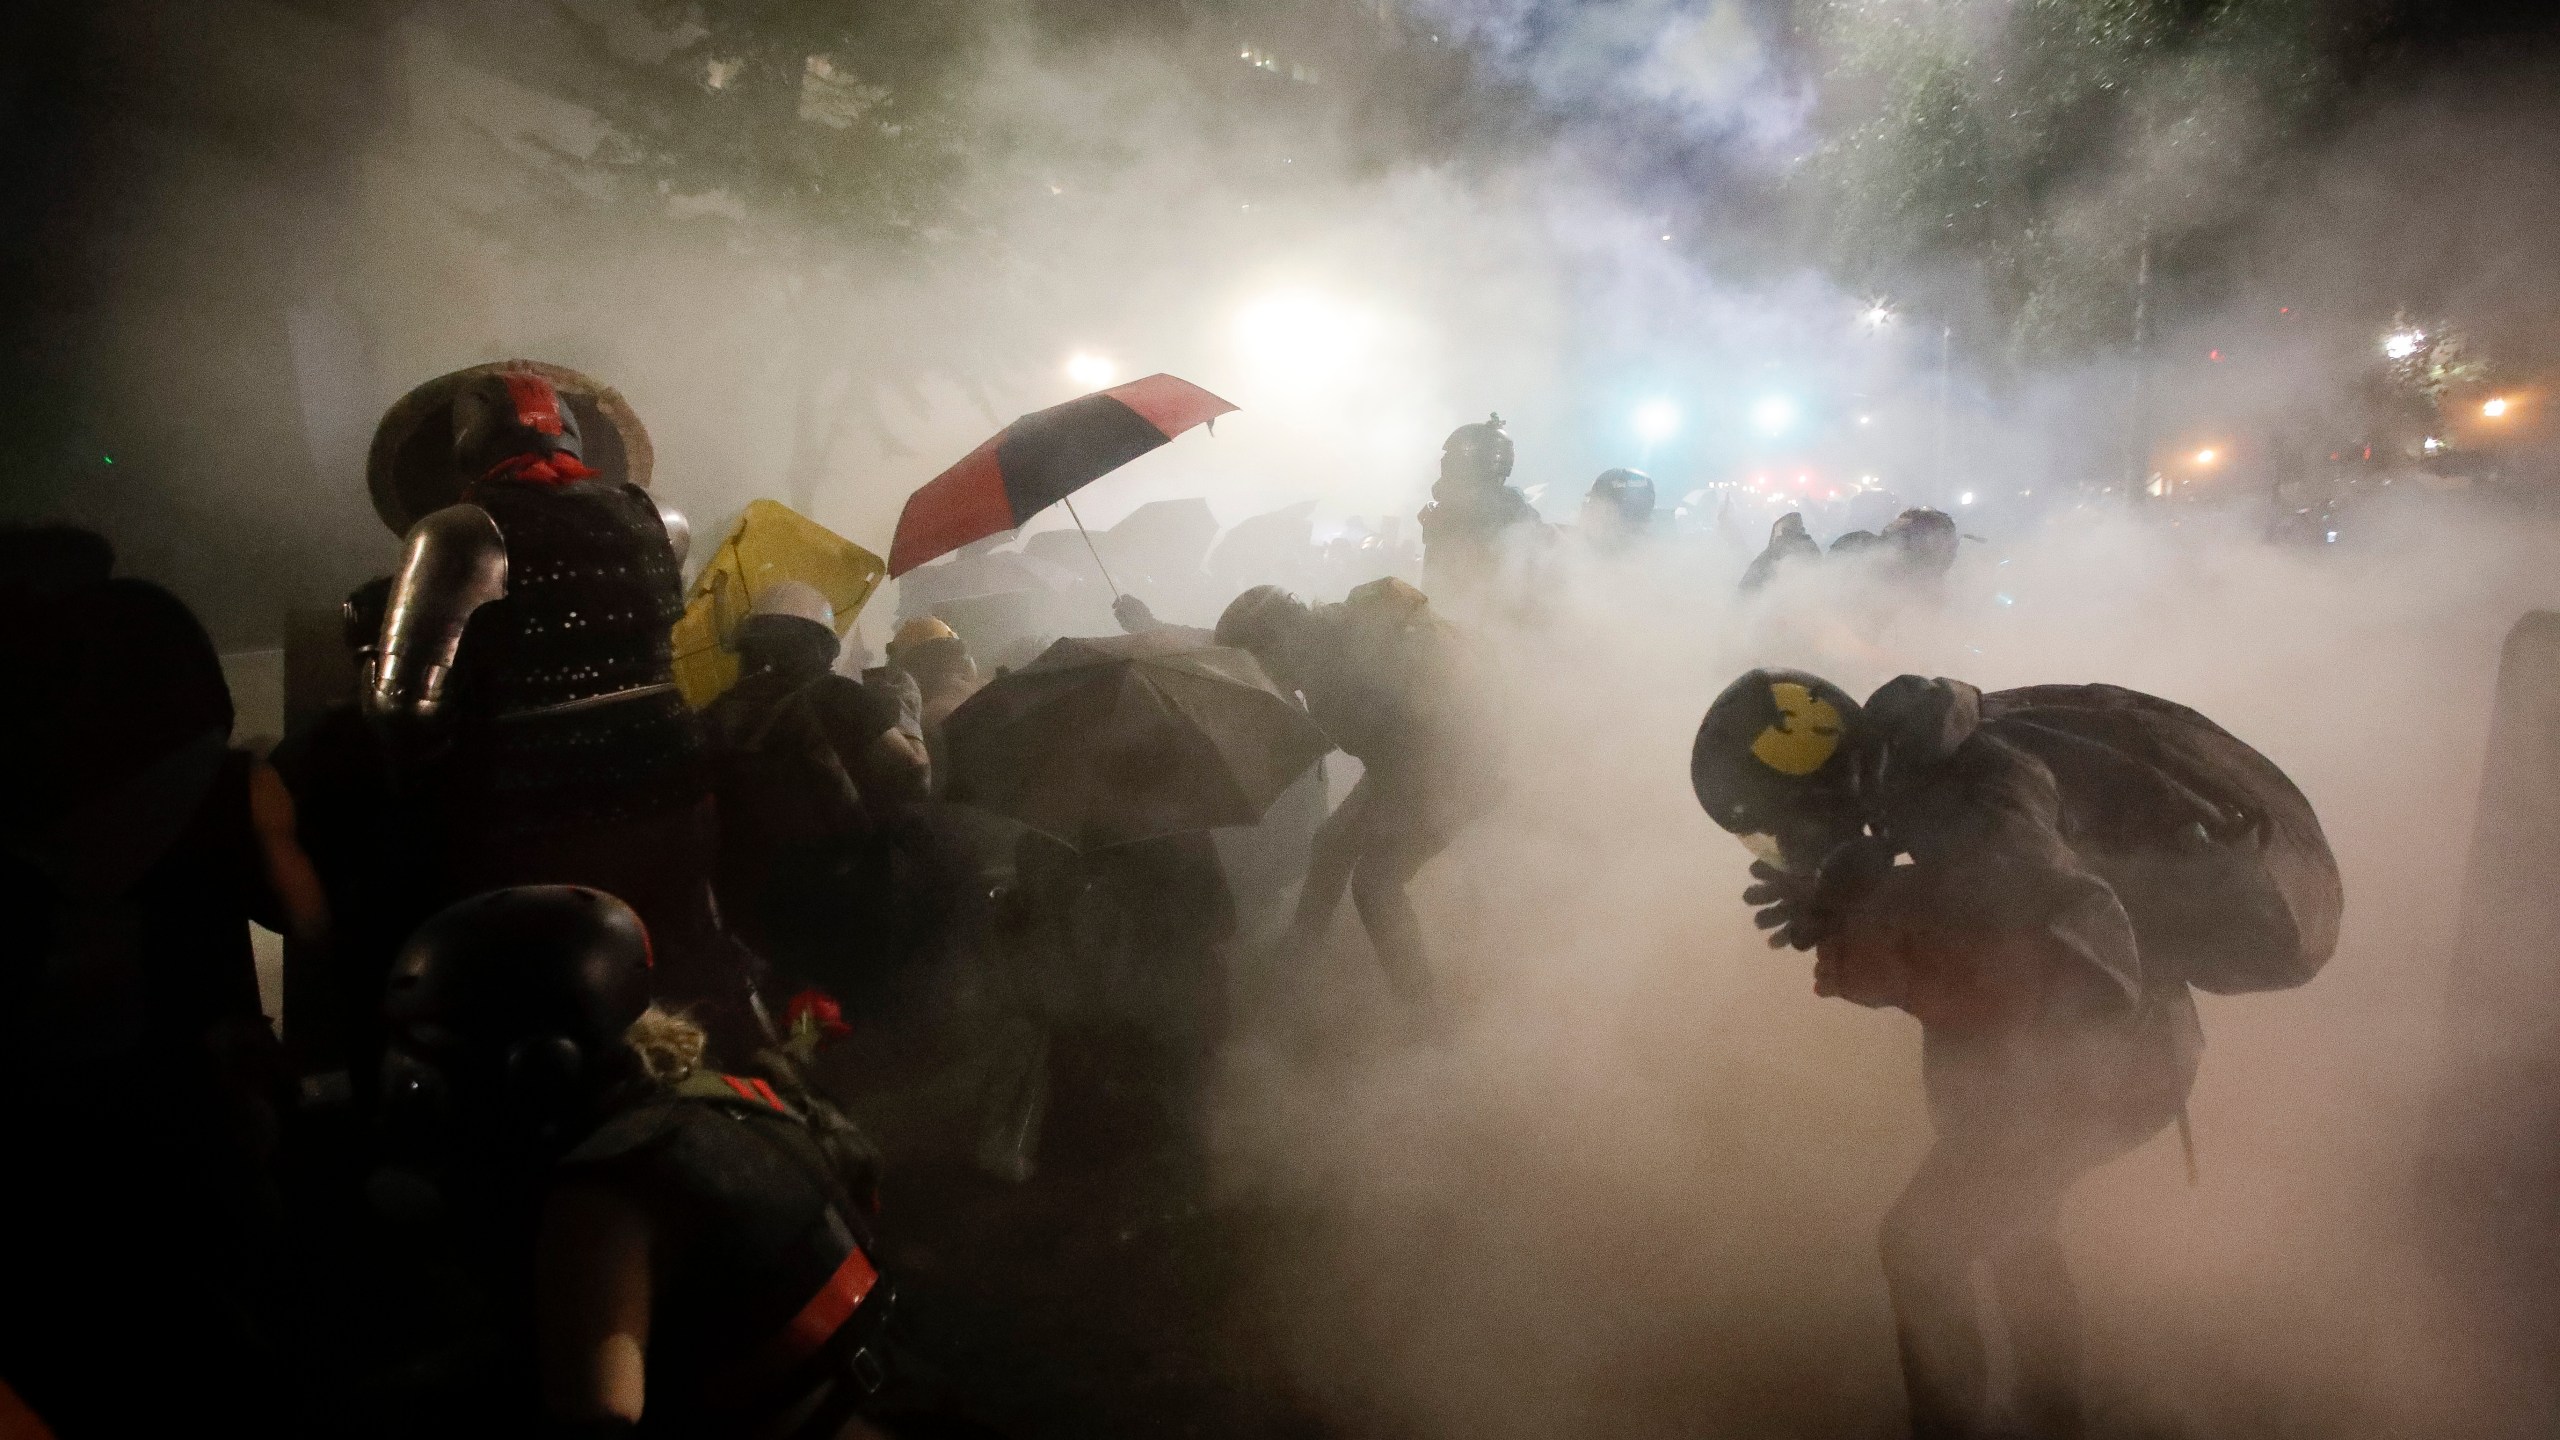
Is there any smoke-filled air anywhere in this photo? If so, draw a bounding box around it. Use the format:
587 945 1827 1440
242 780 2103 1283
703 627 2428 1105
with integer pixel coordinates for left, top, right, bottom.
7 2 2560 1439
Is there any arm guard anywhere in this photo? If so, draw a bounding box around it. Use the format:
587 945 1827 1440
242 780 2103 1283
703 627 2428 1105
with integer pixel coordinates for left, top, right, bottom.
366 503 507 719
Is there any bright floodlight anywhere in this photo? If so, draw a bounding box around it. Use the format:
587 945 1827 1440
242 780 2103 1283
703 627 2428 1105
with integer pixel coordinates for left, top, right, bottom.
1862 300 1894 329
1957 491 1976 506
2484 396 2511 418
2384 330 2423 360
1065 352 1117 388
1751 395 1797 435
1635 400 1681 442
2194 447 2217 465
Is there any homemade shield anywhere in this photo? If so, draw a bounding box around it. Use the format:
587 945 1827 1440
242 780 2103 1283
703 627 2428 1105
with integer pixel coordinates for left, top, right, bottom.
670 500 887 707
366 360 654 535
940 632 1328 850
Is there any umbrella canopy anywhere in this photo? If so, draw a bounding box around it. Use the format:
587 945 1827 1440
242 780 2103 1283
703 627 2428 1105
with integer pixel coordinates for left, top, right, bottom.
941 631 1328 850
888 374 1236 577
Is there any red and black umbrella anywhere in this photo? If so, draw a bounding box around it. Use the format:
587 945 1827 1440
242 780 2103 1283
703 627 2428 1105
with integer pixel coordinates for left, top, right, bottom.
886 373 1237 578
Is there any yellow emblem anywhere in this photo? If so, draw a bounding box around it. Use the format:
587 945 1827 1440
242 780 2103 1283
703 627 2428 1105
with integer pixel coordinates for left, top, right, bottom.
1750 681 1843 776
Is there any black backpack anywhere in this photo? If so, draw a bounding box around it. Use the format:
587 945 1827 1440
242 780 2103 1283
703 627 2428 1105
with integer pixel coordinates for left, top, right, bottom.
1979 683 2342 995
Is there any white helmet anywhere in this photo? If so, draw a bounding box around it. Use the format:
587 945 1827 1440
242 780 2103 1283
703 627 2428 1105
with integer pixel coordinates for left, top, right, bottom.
748 579 834 631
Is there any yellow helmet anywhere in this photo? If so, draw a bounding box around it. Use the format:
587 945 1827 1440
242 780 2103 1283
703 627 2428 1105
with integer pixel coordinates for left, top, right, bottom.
888 615 959 662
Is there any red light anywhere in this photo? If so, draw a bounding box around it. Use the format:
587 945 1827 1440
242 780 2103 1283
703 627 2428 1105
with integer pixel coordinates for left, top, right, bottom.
2208 349 2223 362
2361 445 2372 460
2279 307 2291 315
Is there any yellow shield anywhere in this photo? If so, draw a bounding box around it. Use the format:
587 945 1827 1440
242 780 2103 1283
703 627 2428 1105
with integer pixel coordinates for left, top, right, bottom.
670 499 886 707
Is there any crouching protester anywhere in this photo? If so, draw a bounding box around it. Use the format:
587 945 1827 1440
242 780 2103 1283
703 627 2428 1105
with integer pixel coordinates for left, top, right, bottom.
1691 671 2342 1440
377 885 996 1439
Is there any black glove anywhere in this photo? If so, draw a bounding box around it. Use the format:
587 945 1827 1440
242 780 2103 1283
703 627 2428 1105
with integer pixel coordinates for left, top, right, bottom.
1742 836 1898 951
1743 860 1821 950
1112 594 1159 634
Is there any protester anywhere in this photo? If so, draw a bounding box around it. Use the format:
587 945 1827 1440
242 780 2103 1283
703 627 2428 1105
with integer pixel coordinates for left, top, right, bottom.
1416 413 1542 606
1209 579 1498 1001
705 580 928 991
0 534 327 1435
1691 669 2341 1439
885 616 984 790
358 366 754 1052
1580 467 1657 552
1738 510 1822 592
366 885 990 1438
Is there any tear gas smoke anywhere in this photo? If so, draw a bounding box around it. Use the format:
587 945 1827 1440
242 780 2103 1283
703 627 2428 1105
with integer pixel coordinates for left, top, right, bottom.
17 1 2560 1435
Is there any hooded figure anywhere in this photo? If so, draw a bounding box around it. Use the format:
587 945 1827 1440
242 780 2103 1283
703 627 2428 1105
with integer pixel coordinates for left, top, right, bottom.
1693 670 2340 1440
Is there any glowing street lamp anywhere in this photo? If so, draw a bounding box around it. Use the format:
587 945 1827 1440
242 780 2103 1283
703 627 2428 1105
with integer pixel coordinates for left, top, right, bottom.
1861 299 1894 330
2194 447 2218 466
1064 352 1117 388
2383 330 2424 361
2484 396 2511 418
1634 400 1681 443
1751 395 1797 436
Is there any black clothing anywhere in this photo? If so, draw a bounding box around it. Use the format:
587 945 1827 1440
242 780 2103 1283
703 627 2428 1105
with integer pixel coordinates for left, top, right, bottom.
1417 481 1539 599
561 1079 898 1440
442 476 701 830
707 667 919 1001
1828 674 2337 1440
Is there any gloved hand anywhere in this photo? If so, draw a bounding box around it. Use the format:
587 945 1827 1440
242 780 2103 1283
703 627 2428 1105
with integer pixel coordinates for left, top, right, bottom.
1743 836 1897 950
1743 861 1820 950
1112 593 1159 634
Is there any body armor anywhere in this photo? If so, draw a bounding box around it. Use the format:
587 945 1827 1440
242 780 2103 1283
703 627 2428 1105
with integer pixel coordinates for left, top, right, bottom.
370 475 699 826
367 503 507 720
447 476 699 826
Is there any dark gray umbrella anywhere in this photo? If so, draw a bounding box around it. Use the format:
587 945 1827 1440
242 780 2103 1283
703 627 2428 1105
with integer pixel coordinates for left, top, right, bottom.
942 632 1328 850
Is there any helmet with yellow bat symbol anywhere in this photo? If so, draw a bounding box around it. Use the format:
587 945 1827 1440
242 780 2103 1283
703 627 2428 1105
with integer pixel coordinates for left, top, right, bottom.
1690 668 1872 879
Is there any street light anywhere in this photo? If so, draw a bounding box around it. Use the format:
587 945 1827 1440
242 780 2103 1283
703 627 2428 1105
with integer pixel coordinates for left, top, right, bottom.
2194 447 2217 466
1751 395 1797 436
1634 400 1681 443
1861 299 1894 330
1065 352 1117 388
2384 330 2424 361
2484 396 2511 418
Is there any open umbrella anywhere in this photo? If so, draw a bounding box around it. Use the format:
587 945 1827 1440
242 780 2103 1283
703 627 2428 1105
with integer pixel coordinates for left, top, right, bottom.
940 632 1327 850
887 374 1237 579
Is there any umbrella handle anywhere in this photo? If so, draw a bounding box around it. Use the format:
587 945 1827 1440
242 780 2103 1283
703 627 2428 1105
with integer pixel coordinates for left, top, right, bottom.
1061 497 1123 601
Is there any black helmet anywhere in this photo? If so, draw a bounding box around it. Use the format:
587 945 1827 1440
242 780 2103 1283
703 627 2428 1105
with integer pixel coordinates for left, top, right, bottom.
1882 507 1959 576
1586 468 1656 526
1691 669 1868 865
1213 584 1308 658
1440 413 1515 487
381 885 654 1157
452 368 592 484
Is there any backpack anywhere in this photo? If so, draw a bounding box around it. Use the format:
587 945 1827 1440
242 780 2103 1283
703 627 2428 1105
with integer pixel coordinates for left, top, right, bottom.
1978 683 2342 995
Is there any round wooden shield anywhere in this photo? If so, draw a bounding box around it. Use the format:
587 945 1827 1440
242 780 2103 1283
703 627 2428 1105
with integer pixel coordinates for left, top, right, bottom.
364 360 655 535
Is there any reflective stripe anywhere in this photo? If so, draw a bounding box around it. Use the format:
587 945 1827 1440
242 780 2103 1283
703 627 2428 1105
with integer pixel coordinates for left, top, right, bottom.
709 1244 882 1401
772 1246 880 1371
716 1073 789 1112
